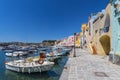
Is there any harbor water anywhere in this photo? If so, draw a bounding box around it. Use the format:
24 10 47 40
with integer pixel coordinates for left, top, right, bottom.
0 51 68 80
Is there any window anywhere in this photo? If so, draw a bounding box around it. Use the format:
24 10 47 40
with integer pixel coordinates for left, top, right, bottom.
89 22 91 35
95 30 98 34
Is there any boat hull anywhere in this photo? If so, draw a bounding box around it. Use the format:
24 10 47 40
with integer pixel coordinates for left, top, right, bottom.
5 62 54 73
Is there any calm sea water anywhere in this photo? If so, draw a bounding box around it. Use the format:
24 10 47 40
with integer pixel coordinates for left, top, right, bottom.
0 51 68 80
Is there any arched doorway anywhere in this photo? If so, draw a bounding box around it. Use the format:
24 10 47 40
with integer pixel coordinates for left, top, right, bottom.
100 35 110 55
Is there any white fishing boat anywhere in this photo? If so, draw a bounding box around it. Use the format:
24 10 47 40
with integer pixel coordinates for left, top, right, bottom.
13 51 28 56
5 52 13 57
46 49 64 57
46 52 61 62
5 53 54 73
45 48 65 62
54 46 71 53
5 58 54 73
53 48 66 56
5 51 28 57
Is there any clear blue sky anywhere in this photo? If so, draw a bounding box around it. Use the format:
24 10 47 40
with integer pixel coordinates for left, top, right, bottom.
0 0 109 42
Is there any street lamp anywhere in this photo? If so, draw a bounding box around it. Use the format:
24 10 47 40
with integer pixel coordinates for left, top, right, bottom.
73 32 76 57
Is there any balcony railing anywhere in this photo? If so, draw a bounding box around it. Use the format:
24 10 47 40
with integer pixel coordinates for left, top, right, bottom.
99 26 109 35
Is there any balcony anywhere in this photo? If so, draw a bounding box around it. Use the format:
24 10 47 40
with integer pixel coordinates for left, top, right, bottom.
99 26 109 35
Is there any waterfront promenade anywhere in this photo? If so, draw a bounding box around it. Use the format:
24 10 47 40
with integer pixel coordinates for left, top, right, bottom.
59 49 120 80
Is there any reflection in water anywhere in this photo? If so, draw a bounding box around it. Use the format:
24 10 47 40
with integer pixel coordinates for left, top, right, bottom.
6 70 51 80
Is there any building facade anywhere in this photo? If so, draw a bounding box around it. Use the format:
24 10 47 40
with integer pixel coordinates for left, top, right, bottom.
85 3 112 56
109 0 120 64
75 33 80 48
81 24 87 48
85 14 97 54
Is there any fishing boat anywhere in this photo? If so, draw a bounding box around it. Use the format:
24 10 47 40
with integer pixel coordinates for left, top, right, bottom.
46 52 61 62
54 48 66 56
5 51 29 57
5 52 13 57
5 53 54 73
5 50 14 57
13 51 28 56
45 48 66 62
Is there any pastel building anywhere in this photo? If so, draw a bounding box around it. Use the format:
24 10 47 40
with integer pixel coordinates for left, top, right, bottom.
75 33 80 48
85 14 97 54
67 35 74 47
60 38 68 47
109 0 120 64
80 32 83 48
57 35 75 47
92 4 111 56
81 24 87 48
85 3 112 56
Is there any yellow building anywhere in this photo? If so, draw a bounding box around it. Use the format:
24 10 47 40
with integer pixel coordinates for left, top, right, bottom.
75 33 80 48
81 24 87 48
81 24 87 31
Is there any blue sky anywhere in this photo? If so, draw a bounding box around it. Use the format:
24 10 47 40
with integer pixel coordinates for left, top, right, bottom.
0 0 109 42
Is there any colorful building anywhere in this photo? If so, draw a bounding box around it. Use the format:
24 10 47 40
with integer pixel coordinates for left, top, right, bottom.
56 34 81 47
109 0 120 64
56 35 75 47
85 14 97 54
58 38 68 47
67 35 74 47
75 33 80 48
80 24 87 48
85 3 111 56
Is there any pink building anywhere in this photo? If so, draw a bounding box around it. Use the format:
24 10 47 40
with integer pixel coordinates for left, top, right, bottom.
67 35 74 47
57 35 75 47
62 38 68 46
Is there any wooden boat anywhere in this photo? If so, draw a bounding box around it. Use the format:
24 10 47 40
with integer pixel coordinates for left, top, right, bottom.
5 60 54 73
5 53 54 73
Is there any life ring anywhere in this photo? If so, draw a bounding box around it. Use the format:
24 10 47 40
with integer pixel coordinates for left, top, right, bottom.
38 58 44 64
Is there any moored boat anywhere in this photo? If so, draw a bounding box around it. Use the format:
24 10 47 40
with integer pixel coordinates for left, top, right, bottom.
5 52 13 57
5 60 54 73
5 53 54 73
5 51 29 57
13 51 28 57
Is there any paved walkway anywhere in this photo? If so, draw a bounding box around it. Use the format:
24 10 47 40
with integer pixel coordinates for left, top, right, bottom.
59 49 120 80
